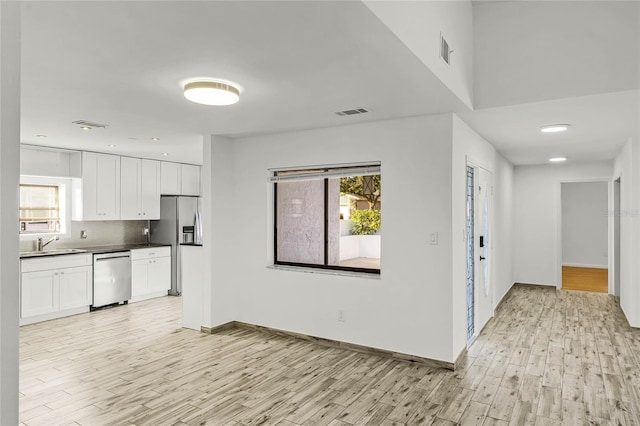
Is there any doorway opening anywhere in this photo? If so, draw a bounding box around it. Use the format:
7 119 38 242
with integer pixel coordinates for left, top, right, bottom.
560 181 609 293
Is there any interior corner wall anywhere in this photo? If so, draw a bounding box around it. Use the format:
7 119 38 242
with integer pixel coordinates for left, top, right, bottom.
214 114 456 363
493 153 515 307
451 115 514 358
513 161 613 287
201 134 237 328
364 0 474 109
0 2 21 423
615 137 640 327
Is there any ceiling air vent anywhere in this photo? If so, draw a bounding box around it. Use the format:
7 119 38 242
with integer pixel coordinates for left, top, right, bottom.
335 107 370 117
440 33 451 65
72 120 108 128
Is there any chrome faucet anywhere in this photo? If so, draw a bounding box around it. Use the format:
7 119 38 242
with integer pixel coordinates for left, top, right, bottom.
37 236 59 251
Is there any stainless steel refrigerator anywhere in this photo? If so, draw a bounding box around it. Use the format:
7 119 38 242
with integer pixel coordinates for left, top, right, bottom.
150 196 202 296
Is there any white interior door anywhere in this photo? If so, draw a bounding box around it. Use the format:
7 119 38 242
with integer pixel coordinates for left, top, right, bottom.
475 167 493 333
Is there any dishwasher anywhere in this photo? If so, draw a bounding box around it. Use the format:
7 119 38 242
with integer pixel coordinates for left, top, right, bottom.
92 251 132 309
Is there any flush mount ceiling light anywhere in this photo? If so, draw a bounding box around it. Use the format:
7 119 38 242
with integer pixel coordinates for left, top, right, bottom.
549 157 567 163
80 126 92 131
540 124 570 133
183 80 240 106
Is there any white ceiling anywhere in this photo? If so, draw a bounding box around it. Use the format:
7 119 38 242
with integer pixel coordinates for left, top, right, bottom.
20 1 640 166
20 1 467 165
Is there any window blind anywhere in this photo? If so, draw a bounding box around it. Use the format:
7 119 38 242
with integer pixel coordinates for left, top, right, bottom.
269 162 381 182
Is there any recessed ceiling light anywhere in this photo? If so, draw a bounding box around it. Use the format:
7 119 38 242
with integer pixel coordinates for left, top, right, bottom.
151 137 160 141
36 134 47 138
107 144 116 148
183 80 240 106
162 152 169 156
541 124 570 133
549 157 567 162
81 126 92 131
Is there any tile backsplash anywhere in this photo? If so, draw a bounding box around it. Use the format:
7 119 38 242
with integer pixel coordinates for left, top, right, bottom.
20 220 149 251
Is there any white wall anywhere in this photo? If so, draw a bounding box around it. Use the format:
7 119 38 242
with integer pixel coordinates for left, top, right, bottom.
364 1 474 109
473 1 640 108
0 2 21 423
561 182 608 268
513 161 613 287
207 114 458 363
493 154 515 307
451 115 514 359
202 135 238 328
614 137 640 327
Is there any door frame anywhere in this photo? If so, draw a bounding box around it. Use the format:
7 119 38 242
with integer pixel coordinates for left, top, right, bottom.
466 157 493 344
555 177 613 292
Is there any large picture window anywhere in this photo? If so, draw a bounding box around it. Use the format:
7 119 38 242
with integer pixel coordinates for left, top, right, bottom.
272 163 381 274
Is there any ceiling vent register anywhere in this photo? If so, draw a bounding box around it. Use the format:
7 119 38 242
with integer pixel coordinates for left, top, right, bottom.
335 107 370 116
72 120 108 128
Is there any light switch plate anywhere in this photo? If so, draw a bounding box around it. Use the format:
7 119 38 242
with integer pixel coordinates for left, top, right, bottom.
430 232 438 245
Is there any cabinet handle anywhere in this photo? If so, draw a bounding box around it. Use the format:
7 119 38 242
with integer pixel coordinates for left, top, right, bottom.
54 272 58 275
60 272 64 275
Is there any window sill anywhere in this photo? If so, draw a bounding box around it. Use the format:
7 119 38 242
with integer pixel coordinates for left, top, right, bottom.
268 264 381 280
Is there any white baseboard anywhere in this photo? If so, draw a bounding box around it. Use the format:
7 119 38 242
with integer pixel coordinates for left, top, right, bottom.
562 263 608 269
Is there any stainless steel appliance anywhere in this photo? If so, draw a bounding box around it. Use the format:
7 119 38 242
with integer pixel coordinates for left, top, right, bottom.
150 196 202 296
92 251 132 308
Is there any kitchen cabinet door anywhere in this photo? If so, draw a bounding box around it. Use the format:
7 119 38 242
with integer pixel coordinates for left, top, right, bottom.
180 164 200 196
140 159 160 219
120 156 142 220
160 161 181 195
82 152 121 220
58 266 92 310
147 256 171 293
21 270 59 318
131 259 149 297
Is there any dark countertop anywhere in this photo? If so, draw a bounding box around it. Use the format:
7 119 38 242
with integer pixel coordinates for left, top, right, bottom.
20 243 171 259
179 243 202 247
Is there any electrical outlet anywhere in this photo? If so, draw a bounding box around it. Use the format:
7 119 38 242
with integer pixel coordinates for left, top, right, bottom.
80 230 87 239
143 228 149 236
338 310 346 322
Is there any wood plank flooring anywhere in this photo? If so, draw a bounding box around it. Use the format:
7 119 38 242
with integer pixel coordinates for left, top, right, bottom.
19 284 640 425
562 266 608 293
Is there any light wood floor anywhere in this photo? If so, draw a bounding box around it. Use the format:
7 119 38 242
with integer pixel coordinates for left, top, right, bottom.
19 285 640 425
562 266 608 293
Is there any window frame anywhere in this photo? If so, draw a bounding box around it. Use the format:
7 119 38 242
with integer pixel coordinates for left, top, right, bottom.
19 176 73 241
272 163 381 275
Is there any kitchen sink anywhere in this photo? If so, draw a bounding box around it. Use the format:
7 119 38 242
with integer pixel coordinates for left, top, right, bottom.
20 248 88 257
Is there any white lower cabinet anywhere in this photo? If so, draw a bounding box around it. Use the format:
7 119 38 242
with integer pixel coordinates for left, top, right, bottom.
131 247 171 302
20 254 92 325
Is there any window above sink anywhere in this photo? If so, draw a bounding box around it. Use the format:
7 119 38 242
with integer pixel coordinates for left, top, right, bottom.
19 176 73 241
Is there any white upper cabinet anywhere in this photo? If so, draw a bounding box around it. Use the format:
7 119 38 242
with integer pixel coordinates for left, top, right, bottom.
21 145 81 178
80 152 121 220
140 159 161 219
121 157 160 220
160 162 200 196
160 161 181 195
180 164 200 196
